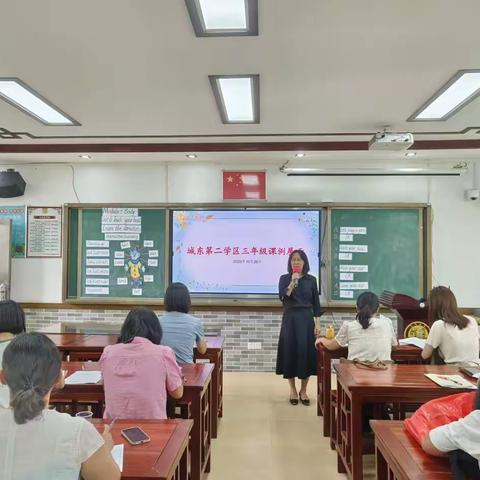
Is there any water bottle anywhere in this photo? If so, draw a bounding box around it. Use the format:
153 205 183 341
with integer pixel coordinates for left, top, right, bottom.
0 282 9 301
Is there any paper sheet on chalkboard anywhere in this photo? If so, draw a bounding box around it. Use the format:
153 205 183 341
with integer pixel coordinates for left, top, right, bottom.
86 278 109 286
339 273 354 281
85 287 109 295
339 265 368 273
340 291 354 299
339 245 368 253
86 249 110 257
86 240 109 248
339 234 353 242
148 259 158 267
339 253 352 260
86 268 110 276
86 258 110 266
339 282 369 290
340 227 367 235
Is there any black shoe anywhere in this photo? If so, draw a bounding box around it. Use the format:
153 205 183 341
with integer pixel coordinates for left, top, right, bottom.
289 396 299 405
299 394 310 406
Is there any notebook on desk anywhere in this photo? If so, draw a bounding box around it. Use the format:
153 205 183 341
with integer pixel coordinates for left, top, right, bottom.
460 366 480 379
425 373 477 389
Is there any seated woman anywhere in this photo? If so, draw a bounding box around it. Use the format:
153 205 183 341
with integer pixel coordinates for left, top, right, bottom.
316 291 397 362
421 286 480 365
0 332 120 480
100 307 183 419
160 282 207 363
422 404 480 476
0 300 26 408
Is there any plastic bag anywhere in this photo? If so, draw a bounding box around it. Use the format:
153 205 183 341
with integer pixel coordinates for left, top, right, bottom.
404 391 476 445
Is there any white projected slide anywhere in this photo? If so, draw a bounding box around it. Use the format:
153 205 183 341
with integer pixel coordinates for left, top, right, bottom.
171 210 320 294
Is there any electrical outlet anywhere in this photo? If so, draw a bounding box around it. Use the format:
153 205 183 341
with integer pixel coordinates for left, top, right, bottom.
247 342 262 350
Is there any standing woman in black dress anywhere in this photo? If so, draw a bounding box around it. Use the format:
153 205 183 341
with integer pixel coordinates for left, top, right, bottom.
276 250 322 405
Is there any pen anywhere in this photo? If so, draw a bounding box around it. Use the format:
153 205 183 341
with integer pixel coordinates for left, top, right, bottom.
108 417 118 430
438 375 465 387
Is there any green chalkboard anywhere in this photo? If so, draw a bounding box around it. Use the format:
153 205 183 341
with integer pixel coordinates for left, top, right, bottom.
330 208 423 301
66 207 166 300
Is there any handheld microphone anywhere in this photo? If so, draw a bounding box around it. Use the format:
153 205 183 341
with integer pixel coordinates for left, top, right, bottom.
292 266 302 287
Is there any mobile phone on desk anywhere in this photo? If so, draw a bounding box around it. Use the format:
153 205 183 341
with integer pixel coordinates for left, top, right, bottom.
121 427 150 445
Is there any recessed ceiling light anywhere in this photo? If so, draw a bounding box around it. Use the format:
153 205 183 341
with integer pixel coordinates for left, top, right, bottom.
295 153 306 158
0 78 79 126
185 0 258 37
186 154 197 159
405 152 416 157
79 154 91 159
209 74 259 124
408 70 480 121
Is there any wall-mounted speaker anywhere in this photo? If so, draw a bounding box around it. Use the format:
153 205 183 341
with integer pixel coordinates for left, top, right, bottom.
0 169 26 198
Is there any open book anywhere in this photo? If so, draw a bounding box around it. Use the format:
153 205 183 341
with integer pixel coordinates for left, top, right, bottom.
398 337 426 349
425 373 477 389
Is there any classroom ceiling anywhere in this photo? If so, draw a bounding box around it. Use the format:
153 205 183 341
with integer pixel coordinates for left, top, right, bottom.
1 0 480 160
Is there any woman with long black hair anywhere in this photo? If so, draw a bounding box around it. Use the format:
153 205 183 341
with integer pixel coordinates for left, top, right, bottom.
276 249 322 406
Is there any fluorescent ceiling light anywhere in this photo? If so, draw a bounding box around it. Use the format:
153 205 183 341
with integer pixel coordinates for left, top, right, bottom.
185 0 258 36
209 74 260 124
405 152 416 157
409 70 480 121
295 153 306 158
186 154 197 159
0 78 79 126
281 166 463 176
199 0 246 30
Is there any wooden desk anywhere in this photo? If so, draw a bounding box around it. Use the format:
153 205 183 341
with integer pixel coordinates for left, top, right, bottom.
179 363 214 480
46 333 224 441
316 343 424 436
45 333 117 361
334 364 474 480
52 361 214 480
371 420 452 480
194 336 225 439
92 419 193 480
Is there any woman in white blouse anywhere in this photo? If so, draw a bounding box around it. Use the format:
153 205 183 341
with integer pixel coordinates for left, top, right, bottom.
421 286 480 365
0 333 120 480
316 291 397 362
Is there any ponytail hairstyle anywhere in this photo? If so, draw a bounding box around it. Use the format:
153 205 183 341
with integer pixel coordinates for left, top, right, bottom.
356 291 380 330
2 333 61 425
428 286 469 330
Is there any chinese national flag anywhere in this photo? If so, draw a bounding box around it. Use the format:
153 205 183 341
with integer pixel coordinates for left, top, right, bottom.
223 171 266 200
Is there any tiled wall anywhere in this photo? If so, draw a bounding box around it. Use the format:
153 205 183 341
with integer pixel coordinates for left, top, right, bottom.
25 308 398 372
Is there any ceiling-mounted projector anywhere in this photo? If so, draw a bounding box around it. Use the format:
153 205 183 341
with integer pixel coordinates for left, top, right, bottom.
369 132 414 151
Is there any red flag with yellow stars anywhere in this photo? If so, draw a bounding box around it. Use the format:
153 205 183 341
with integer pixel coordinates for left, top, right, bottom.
222 171 266 200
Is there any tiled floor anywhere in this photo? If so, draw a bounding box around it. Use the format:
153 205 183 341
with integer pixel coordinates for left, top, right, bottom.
208 372 374 480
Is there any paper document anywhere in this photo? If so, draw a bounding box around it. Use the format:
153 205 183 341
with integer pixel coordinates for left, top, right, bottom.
425 374 477 389
399 338 427 349
65 371 102 385
112 444 124 472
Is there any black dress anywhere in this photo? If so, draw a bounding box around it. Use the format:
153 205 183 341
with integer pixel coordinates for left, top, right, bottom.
276 273 322 379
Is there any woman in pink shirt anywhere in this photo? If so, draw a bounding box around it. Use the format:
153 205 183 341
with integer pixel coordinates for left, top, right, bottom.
100 307 183 419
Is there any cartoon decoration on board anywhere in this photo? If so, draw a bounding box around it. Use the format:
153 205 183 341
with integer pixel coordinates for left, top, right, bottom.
125 246 145 287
